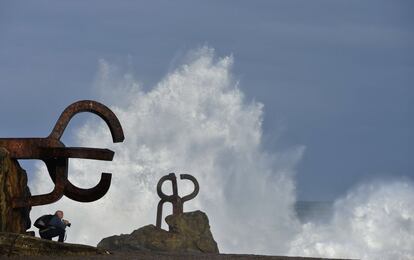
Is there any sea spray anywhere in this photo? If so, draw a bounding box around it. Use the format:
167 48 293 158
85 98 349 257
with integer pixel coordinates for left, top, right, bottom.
289 180 414 259
29 47 304 254
28 47 414 259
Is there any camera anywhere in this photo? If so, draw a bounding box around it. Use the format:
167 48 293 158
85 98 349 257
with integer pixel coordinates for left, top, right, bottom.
63 219 71 227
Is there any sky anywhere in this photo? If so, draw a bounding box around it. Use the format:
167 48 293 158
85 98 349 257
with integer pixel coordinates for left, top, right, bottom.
0 0 413 202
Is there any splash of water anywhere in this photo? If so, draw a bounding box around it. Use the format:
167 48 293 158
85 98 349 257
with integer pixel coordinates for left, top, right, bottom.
289 180 414 260
29 47 414 259
30 47 304 254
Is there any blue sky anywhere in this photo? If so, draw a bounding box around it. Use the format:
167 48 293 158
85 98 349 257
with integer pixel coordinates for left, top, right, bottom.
0 0 413 201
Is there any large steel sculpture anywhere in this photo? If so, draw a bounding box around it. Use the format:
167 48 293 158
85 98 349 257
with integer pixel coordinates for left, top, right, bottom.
0 100 124 208
156 173 199 228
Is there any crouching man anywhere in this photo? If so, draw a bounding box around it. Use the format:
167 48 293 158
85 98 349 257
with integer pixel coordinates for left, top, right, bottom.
39 210 71 242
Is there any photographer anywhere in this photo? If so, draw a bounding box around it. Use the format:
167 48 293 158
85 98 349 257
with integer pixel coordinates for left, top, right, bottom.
39 210 71 242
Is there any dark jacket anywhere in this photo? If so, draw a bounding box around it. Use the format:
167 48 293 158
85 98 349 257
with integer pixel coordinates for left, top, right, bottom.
48 216 67 230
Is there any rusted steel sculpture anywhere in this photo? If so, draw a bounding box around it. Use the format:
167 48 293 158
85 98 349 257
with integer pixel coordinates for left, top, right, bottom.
0 100 124 208
156 173 199 228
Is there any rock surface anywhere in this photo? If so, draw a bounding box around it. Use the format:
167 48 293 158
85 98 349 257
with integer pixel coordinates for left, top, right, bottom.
1 252 349 260
98 210 219 253
0 148 31 233
0 232 109 256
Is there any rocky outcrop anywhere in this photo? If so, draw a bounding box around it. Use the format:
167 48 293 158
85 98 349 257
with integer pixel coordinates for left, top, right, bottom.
0 148 31 233
98 210 219 254
0 232 109 256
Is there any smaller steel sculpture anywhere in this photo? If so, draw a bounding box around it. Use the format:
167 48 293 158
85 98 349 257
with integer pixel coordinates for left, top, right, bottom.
156 173 199 228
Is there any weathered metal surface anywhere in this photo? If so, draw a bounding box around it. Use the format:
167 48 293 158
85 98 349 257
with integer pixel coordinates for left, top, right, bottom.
0 100 124 208
156 173 199 228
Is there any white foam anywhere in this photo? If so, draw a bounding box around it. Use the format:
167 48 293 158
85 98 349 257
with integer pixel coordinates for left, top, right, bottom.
289 181 414 259
29 47 414 259
29 47 303 254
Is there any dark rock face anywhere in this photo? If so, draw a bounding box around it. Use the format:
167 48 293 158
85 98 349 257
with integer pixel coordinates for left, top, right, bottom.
98 210 219 254
0 148 31 233
0 232 109 256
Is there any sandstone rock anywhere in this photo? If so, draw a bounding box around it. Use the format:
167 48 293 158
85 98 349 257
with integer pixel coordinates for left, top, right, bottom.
0 232 109 256
98 210 219 253
0 147 31 233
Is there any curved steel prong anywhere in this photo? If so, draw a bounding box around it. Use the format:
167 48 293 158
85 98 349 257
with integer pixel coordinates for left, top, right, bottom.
43 146 116 202
13 158 67 208
180 174 199 202
156 173 179 228
46 100 124 202
49 100 124 143
47 160 112 202
157 173 177 200
63 173 112 202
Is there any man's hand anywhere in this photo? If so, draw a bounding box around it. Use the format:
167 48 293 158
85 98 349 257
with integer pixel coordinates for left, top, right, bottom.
63 219 70 225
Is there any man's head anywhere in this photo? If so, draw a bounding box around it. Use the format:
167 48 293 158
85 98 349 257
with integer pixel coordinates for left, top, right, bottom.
55 210 64 219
